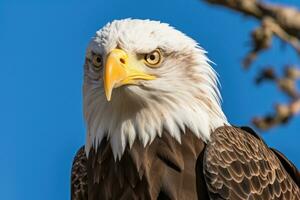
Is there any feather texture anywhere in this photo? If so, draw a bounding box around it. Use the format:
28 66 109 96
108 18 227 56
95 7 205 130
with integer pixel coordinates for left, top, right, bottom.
71 126 300 200
203 126 300 200
72 129 206 200
71 147 88 200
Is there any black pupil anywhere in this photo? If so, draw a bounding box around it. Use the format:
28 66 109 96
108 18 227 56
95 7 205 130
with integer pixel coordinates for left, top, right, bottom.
96 57 101 63
149 54 156 60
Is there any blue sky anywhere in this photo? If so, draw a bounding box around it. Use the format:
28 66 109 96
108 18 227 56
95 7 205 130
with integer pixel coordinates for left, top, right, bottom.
1 0 299 199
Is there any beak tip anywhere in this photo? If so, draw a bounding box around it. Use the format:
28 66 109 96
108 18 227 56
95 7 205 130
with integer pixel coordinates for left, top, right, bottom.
105 93 112 102
104 82 112 102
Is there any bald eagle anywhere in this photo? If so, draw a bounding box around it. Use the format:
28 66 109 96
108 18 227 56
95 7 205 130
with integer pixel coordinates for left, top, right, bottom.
71 19 300 200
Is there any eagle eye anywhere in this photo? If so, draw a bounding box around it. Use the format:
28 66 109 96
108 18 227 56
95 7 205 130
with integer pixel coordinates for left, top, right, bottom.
92 54 102 70
144 49 162 67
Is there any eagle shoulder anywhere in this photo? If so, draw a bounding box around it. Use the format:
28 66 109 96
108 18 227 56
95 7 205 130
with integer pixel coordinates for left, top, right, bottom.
71 146 88 200
203 126 300 200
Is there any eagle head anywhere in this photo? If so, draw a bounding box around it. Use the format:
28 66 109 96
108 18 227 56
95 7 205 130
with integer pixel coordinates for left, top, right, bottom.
83 19 228 159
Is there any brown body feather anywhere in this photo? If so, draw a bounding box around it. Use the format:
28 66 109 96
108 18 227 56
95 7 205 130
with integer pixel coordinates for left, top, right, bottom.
71 126 300 200
204 126 300 200
71 147 88 200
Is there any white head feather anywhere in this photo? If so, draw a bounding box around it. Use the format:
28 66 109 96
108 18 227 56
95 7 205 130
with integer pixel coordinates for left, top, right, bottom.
83 19 228 160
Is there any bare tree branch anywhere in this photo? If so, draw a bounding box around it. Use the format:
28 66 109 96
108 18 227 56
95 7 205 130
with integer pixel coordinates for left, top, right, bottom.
204 0 300 38
204 0 300 67
203 0 300 130
253 65 300 129
253 99 300 130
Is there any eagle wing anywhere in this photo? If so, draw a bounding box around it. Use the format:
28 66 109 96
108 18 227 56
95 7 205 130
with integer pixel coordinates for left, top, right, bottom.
71 146 88 200
203 126 300 200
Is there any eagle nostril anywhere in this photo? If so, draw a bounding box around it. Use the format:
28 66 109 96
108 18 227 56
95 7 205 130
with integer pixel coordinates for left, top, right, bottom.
120 58 126 64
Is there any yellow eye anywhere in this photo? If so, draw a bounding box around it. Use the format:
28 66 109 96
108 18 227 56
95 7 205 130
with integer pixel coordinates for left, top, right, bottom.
92 55 102 70
144 49 162 67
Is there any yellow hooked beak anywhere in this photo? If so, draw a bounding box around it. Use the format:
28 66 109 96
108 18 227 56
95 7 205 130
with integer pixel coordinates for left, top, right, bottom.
104 49 156 101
